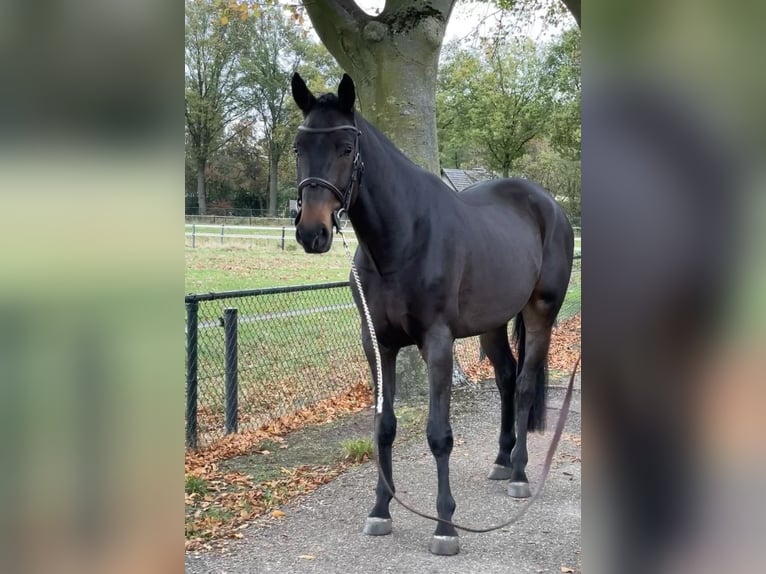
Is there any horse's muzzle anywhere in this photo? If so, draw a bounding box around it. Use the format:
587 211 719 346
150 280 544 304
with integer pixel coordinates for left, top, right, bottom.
296 223 332 254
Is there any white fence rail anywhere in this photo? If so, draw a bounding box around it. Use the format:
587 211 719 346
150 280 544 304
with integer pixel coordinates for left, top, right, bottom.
186 223 580 251
185 223 357 248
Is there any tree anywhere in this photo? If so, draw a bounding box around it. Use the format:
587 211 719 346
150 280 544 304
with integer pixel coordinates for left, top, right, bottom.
436 42 482 169
438 38 551 177
241 7 308 216
301 0 580 174
185 0 254 215
543 26 581 161
515 139 580 222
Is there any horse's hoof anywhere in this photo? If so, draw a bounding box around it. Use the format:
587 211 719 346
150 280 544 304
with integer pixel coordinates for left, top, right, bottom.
487 464 513 480
429 535 460 556
363 517 392 536
507 481 532 498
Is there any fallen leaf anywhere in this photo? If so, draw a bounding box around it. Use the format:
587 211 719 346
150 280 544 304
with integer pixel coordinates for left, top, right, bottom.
560 567 575 573
231 532 243 539
299 555 315 560
271 510 285 518
256 450 271 455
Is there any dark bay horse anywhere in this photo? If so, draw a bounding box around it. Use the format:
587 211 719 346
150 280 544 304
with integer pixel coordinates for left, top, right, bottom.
291 73 574 555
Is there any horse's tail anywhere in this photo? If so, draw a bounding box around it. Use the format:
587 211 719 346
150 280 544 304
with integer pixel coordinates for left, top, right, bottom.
512 312 547 432
512 312 525 369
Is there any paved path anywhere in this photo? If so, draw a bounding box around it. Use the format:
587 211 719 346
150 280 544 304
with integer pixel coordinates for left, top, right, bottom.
186 383 581 574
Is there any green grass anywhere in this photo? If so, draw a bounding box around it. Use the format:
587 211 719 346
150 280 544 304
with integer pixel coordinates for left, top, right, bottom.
186 243 351 293
185 475 209 496
340 438 373 462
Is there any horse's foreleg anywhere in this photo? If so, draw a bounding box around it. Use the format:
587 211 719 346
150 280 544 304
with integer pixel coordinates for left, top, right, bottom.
421 325 459 555
363 335 399 536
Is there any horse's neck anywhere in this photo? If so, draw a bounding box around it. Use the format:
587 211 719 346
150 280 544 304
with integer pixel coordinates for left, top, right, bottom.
348 125 427 274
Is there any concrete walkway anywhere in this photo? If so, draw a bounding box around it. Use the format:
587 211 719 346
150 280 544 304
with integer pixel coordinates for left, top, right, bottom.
186 382 581 574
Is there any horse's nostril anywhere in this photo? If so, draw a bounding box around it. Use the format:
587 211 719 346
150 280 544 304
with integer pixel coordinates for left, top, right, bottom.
320 226 328 237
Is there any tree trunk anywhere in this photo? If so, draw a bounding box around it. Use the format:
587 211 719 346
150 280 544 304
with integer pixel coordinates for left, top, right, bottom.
304 1 454 175
196 158 207 216
353 47 441 173
503 164 510 178
304 2 455 395
268 151 279 217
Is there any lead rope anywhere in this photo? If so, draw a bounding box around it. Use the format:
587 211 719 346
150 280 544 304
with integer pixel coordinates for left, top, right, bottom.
338 228 580 533
339 229 383 415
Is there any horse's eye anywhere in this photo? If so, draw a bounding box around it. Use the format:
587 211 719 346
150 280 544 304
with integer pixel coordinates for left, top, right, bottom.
343 146 353 156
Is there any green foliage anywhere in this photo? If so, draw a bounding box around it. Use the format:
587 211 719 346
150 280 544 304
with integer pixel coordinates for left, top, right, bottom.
515 140 581 221
185 474 209 496
438 37 552 177
437 26 580 216
542 26 581 160
340 438 373 463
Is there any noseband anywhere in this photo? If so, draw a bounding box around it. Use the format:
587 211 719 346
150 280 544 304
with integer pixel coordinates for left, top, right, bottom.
295 118 364 232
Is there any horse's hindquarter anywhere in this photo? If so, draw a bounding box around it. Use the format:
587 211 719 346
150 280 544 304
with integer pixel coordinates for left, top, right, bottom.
450 181 547 337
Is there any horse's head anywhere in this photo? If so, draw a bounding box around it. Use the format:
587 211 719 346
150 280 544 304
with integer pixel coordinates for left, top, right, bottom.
290 72 362 254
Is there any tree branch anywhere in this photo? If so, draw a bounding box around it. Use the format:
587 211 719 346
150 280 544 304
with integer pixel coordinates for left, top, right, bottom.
382 0 455 19
301 0 367 28
301 0 366 72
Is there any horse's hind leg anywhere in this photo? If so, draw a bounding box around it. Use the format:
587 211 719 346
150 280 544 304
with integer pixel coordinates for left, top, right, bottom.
480 325 518 480
362 336 399 536
508 297 557 498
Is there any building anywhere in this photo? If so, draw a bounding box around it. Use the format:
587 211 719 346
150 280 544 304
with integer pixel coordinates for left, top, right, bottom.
440 167 497 192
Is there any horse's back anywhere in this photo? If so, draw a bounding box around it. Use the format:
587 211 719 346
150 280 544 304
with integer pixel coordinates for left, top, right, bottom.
459 178 566 219
455 177 575 316
458 177 571 247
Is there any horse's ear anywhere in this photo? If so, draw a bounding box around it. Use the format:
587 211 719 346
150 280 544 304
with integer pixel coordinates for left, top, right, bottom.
291 72 316 115
338 73 356 113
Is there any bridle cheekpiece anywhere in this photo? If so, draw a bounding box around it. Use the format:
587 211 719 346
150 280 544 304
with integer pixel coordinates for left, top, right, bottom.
295 117 364 232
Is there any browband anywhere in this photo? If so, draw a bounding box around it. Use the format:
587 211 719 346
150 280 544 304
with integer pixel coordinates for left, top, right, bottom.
297 124 360 134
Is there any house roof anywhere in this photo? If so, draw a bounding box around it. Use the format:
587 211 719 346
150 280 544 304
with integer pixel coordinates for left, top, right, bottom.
441 168 496 192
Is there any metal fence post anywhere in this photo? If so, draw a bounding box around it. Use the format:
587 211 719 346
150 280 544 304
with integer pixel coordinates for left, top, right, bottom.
224 307 238 434
281 226 285 250
185 299 199 449
192 223 196 248
220 223 225 245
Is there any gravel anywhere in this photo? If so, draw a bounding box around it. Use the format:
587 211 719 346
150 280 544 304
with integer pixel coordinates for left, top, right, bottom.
186 381 581 574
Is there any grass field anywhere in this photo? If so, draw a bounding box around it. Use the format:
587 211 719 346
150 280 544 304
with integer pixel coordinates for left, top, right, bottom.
185 232 580 294
185 242 351 293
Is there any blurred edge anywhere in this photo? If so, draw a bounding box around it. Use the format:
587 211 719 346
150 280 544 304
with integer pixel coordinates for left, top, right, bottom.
584 0 766 573
1 0 766 573
0 1 183 573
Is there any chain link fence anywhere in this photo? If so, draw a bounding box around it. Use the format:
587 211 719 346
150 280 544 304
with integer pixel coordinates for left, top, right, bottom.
185 256 580 449
185 282 368 448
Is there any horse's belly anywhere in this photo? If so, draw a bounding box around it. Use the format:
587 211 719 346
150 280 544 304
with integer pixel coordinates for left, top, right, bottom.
453 248 541 337
453 282 534 337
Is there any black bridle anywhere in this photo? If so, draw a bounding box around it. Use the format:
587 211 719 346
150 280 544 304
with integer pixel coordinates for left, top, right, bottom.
295 118 364 232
